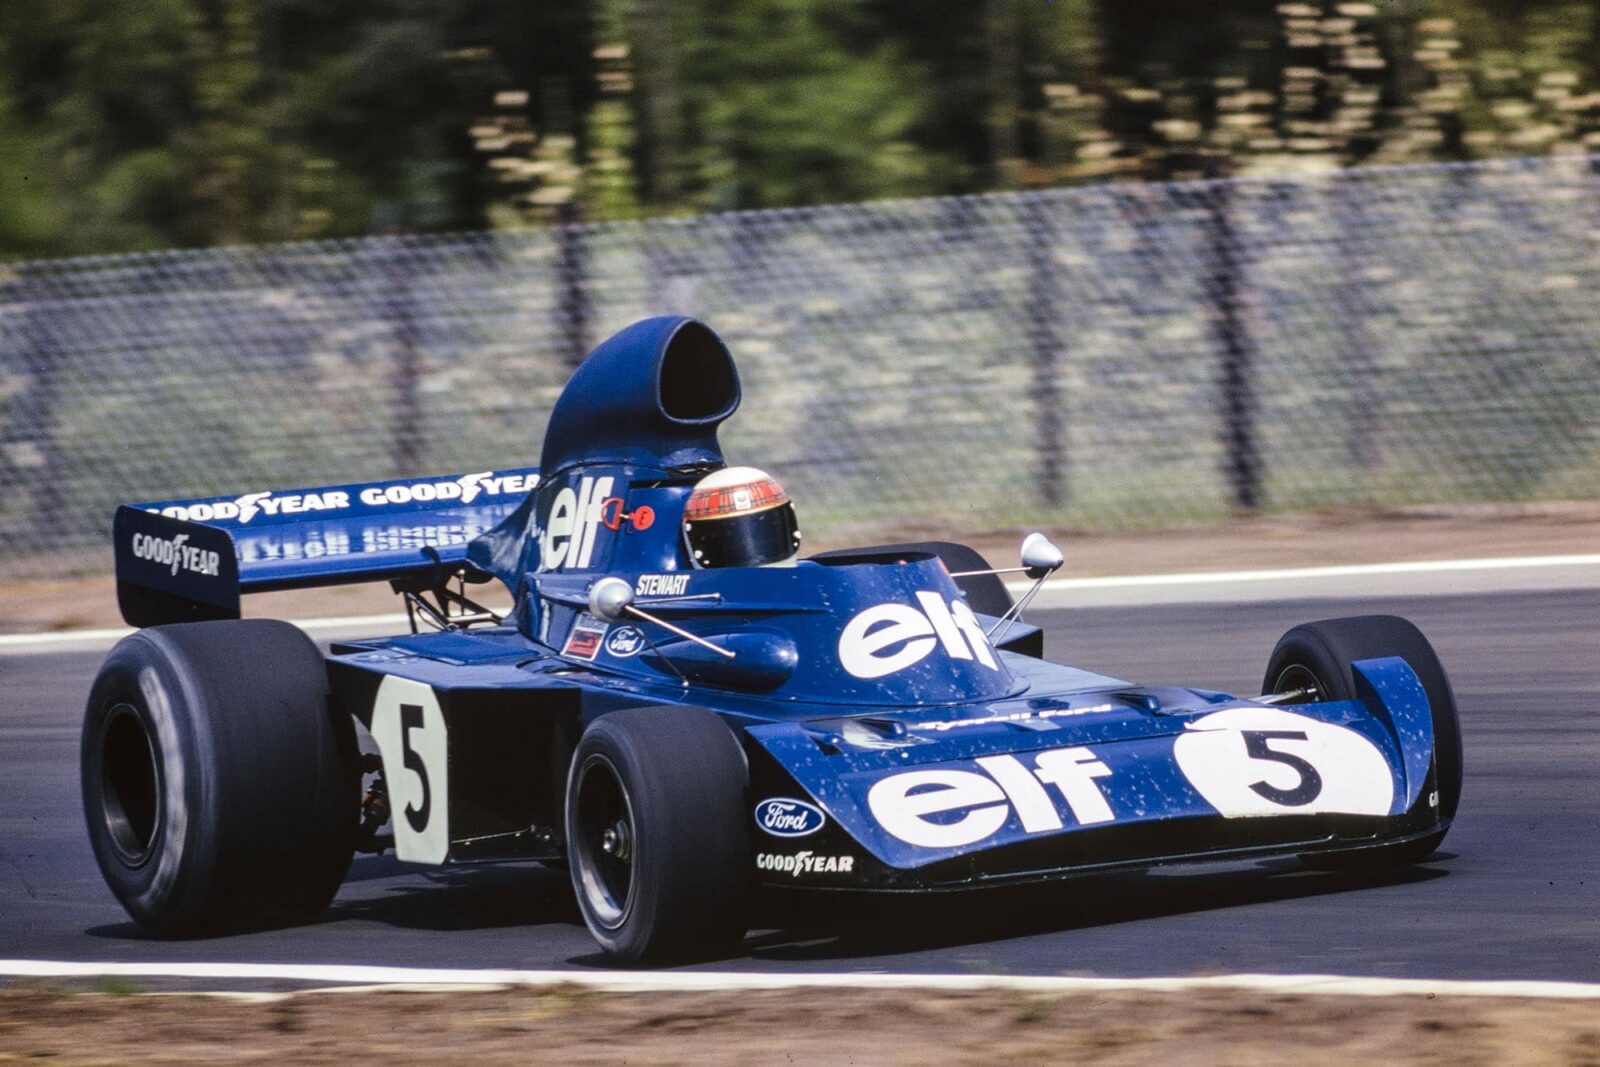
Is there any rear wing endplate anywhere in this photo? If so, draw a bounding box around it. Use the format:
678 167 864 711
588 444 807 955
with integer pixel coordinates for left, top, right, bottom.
113 468 539 627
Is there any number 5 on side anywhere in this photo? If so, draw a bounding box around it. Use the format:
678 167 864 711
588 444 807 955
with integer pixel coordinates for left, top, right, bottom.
370 676 450 864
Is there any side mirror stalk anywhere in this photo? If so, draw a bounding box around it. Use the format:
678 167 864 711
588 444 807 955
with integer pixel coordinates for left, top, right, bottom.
587 577 736 660
985 533 1064 641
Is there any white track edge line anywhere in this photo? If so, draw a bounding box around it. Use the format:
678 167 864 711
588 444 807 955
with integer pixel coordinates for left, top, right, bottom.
0 613 412 649
4 553 1598 650
4 960 1600 1000
1002 553 1600 593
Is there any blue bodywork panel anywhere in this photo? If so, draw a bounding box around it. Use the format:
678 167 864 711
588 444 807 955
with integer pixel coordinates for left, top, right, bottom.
116 314 1447 885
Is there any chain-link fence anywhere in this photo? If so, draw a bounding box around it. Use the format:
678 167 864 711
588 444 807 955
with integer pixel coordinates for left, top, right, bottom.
3 154 1598 576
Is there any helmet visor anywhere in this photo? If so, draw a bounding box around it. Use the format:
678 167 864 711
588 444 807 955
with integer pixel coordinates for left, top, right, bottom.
684 502 800 568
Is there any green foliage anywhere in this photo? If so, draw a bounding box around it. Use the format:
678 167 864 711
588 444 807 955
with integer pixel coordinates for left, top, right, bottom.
1415 0 1600 158
585 94 644 221
678 0 952 209
0 0 1597 258
0 0 512 257
0 91 65 255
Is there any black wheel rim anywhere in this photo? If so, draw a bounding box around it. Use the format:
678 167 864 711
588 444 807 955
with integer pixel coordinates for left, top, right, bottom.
100 703 161 866
1272 663 1326 704
572 754 636 930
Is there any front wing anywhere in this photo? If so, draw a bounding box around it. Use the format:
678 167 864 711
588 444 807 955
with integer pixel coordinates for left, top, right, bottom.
744 657 1443 889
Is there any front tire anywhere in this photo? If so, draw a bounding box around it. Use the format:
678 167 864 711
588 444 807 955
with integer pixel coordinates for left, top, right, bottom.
81 620 359 934
565 706 750 963
1261 614 1462 870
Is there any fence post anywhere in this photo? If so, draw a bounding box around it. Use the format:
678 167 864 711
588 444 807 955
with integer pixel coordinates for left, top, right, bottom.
388 234 424 478
1024 194 1066 506
1203 158 1261 511
17 269 66 522
556 201 590 368
1337 171 1383 473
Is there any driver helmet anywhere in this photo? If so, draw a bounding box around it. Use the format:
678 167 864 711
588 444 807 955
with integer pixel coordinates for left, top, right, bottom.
682 466 801 568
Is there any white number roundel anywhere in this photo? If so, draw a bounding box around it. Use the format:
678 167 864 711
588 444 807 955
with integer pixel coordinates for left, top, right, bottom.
370 676 450 864
1173 706 1395 818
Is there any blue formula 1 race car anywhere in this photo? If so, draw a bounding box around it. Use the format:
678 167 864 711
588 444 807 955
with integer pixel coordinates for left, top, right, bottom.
84 317 1463 963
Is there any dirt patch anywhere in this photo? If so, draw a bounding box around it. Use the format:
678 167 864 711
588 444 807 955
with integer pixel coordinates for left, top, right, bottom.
2 983 1598 1065
3 501 1597 634
954 499 1600 577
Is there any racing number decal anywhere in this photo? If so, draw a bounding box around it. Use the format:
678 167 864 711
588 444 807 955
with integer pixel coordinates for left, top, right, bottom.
1173 707 1394 818
370 677 449 864
399 704 432 833
1241 730 1323 807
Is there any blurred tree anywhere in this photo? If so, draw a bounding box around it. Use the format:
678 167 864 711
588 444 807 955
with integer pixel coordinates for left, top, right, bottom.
988 0 1024 187
260 0 516 235
871 0 987 191
2 0 203 252
629 0 686 204
2 0 1599 259
0 91 64 256
583 35 645 221
186 0 294 244
1420 0 1599 158
678 0 952 209
0 0 567 256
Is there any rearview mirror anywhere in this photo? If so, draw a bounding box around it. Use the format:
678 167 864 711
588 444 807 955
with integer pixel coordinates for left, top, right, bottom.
588 576 636 622
1020 532 1064 580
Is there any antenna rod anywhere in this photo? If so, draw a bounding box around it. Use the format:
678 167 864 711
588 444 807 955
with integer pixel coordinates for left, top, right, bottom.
636 593 724 604
986 574 1049 640
948 566 1032 578
625 605 737 659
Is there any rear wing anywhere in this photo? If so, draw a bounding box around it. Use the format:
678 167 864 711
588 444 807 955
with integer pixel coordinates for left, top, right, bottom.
113 468 539 627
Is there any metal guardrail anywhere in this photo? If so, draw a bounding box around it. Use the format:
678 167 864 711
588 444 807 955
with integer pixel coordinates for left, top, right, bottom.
2 154 1598 574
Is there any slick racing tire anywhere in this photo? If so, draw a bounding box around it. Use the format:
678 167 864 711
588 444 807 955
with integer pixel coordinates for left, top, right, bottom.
1261 615 1462 870
566 706 750 964
81 620 359 935
810 541 1014 618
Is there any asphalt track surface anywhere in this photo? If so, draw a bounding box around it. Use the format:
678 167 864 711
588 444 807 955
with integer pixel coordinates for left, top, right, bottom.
2 589 1596 981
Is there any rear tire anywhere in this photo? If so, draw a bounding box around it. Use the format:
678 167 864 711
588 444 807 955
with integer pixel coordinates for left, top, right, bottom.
81 620 359 934
565 706 750 963
1261 615 1461 870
